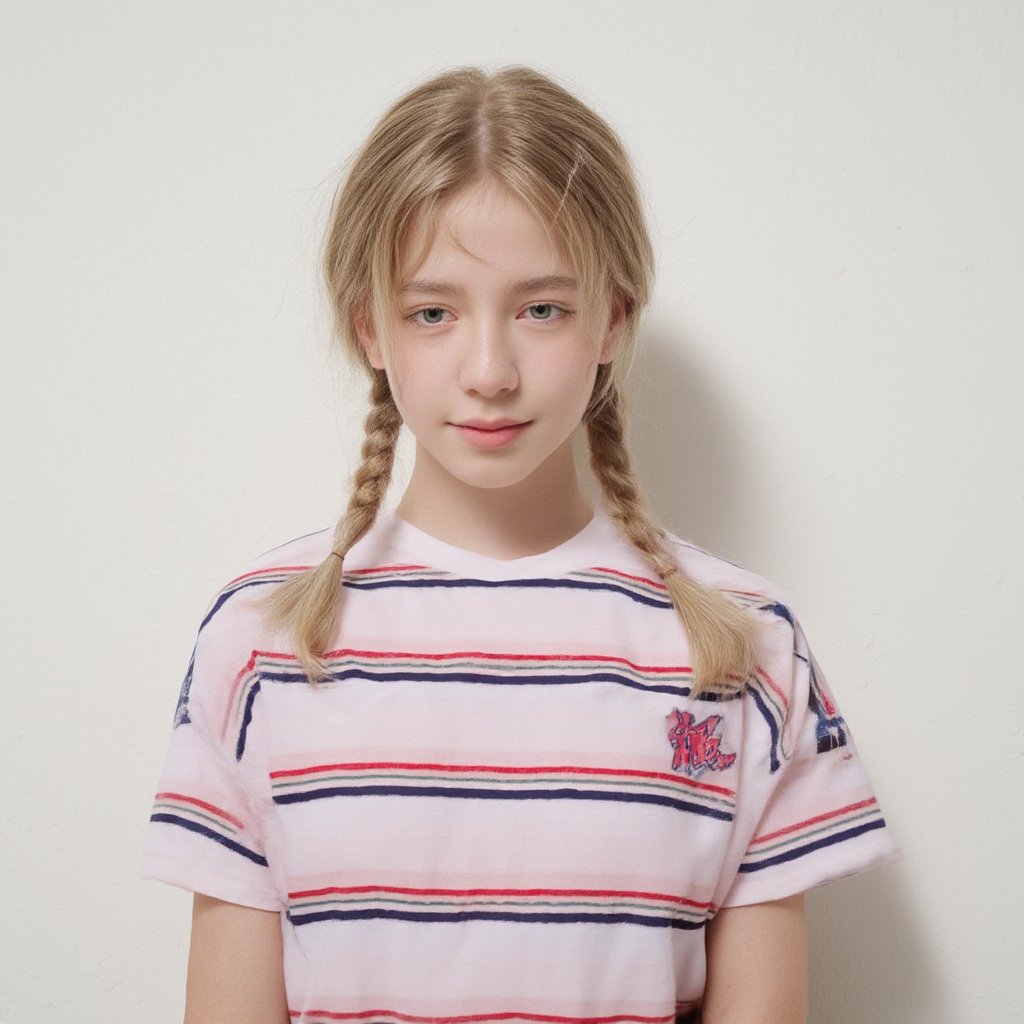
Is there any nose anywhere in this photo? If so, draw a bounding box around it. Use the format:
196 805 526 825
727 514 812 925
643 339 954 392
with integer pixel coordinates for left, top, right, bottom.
458 319 519 397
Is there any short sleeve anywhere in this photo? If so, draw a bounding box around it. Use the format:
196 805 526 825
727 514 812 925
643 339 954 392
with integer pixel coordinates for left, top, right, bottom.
716 613 900 909
141 591 281 911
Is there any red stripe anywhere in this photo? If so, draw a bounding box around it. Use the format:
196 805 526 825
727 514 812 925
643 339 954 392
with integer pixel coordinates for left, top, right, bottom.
255 646 693 680
754 665 789 711
287 884 714 911
268 761 734 797
308 647 691 675
221 651 260 741
154 791 245 829
587 566 667 590
291 1010 675 1024
224 565 312 587
750 797 878 845
346 564 432 575
224 563 431 588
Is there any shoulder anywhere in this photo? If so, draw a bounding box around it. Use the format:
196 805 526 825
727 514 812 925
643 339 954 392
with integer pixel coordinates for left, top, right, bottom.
183 525 334 693
195 512 417 645
170 524 333 734
594 513 802 665
655 526 810 686
661 525 795 617
203 524 335 621
246 524 336 575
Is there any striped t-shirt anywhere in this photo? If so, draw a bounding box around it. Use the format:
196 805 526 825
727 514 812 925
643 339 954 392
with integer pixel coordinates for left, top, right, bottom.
142 505 898 1021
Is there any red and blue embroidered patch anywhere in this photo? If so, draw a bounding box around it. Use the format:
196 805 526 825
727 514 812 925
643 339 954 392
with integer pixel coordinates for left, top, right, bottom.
666 710 736 778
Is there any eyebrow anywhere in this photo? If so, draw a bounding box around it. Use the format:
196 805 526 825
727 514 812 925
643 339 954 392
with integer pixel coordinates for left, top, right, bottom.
399 274 579 296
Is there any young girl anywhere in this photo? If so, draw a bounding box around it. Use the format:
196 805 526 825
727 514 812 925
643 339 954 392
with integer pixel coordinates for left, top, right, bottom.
143 65 897 1024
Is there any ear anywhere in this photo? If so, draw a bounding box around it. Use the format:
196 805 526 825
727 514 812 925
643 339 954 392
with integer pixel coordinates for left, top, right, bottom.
598 293 629 365
355 314 386 370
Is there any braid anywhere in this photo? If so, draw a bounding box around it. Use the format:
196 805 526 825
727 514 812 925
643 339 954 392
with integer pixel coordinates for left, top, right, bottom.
260 370 402 685
336 371 403 551
584 382 758 696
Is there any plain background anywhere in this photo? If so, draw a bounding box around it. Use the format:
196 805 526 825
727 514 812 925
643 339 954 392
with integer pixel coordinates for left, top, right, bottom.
2 2 1021 1021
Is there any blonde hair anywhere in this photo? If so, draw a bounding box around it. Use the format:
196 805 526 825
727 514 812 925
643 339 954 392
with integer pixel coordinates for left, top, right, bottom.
261 65 758 696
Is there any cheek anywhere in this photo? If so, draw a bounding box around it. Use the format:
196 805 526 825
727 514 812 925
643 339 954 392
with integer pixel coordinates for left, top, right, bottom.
539 348 600 404
386 350 435 417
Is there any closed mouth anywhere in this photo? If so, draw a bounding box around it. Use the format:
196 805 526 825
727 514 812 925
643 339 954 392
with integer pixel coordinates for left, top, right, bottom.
454 420 531 431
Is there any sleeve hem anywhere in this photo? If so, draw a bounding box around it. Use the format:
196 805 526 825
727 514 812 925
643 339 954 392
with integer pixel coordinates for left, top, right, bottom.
141 850 283 912
719 832 902 909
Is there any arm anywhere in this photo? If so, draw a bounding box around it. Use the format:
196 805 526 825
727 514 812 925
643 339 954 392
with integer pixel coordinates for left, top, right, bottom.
700 893 809 1024
183 893 290 1024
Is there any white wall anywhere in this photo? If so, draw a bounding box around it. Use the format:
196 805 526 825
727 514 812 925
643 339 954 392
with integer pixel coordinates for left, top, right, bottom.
2 2 1020 1021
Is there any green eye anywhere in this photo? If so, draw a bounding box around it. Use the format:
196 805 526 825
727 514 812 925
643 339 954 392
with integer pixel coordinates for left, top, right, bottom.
420 307 445 324
528 304 554 319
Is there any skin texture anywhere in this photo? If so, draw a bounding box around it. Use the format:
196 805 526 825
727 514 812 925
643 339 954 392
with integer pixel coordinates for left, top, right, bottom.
701 893 809 1024
359 179 625 560
183 893 289 1024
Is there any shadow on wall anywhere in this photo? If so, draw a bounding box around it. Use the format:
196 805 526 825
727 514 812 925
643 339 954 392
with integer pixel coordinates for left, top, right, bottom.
616 323 752 560
613 328 931 1022
807 866 938 1023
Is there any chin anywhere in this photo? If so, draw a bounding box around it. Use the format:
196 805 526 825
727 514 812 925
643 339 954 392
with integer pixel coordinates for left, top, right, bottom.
446 465 543 491
429 448 559 491
416 432 576 493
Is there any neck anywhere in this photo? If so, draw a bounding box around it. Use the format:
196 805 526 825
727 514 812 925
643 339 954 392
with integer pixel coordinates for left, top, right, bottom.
395 436 595 560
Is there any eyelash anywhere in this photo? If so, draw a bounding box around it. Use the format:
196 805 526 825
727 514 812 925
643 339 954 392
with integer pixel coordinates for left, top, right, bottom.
406 303 574 328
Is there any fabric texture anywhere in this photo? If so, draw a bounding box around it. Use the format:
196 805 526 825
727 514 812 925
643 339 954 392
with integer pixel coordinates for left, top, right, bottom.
142 506 899 1021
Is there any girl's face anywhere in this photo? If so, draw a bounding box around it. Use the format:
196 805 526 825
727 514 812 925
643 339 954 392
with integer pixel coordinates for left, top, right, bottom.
361 180 623 495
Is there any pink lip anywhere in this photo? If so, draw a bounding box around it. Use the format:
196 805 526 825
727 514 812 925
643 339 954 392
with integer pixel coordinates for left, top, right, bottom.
453 419 531 449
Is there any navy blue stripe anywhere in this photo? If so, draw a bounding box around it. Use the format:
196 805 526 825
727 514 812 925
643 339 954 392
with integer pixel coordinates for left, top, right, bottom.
235 678 261 762
198 567 678 634
197 576 285 632
808 657 848 752
258 666 727 702
286 907 705 929
150 813 269 867
343 576 674 609
273 784 734 821
173 660 193 728
758 601 794 626
738 818 887 873
746 682 783 773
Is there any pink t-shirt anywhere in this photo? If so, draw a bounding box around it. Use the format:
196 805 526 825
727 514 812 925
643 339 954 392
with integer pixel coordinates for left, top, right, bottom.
142 506 898 1021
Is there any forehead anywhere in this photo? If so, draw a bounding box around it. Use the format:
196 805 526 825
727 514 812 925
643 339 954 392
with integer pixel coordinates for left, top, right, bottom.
399 182 572 283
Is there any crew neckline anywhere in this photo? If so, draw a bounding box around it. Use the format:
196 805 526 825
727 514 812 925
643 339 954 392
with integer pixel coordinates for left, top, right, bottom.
376 505 619 581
